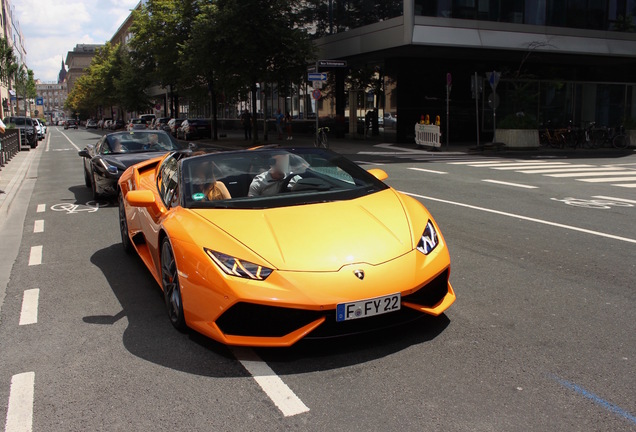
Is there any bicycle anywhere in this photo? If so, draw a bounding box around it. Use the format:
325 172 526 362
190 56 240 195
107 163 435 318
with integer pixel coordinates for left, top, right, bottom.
583 123 630 149
315 126 329 149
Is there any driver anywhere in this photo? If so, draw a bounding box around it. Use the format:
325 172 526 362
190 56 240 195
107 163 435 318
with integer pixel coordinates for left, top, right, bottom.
110 138 125 153
248 153 298 197
147 133 161 148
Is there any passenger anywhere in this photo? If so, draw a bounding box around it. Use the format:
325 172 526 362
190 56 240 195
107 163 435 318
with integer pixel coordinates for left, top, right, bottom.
110 138 125 153
248 154 298 197
192 160 231 201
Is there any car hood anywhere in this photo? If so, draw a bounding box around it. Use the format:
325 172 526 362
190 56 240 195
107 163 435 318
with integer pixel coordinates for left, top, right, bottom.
192 189 413 272
103 151 168 169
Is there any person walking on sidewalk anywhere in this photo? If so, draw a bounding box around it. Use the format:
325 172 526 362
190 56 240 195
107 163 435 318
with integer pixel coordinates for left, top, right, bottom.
285 112 293 140
276 109 284 140
241 109 252 140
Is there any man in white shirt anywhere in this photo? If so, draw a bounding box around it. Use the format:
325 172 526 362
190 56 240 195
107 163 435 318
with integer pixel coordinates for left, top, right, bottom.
248 154 298 197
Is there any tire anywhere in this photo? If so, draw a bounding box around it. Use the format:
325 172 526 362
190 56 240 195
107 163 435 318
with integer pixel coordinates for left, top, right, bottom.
161 238 187 331
613 134 629 150
91 170 101 200
118 193 134 254
84 166 91 188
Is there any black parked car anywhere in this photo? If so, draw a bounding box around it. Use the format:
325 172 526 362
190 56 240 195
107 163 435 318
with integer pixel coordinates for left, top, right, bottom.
64 119 79 129
3 116 37 148
177 119 212 140
78 130 184 199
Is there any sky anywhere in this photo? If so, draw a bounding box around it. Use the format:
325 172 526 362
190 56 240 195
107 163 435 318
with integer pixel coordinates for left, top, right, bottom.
14 0 140 83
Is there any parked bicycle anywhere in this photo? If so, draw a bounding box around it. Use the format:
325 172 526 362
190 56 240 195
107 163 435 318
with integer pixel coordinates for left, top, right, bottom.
315 126 329 149
583 122 630 149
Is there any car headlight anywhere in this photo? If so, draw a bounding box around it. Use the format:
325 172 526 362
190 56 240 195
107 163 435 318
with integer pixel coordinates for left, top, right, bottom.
99 159 119 174
416 220 439 255
205 249 273 280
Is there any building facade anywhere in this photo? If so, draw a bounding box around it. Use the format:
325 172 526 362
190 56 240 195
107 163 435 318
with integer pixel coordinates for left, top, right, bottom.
313 0 636 142
65 44 102 99
1 0 28 118
35 64 67 124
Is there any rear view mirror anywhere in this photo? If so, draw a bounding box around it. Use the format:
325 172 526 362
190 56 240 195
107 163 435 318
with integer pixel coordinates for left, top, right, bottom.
367 168 388 181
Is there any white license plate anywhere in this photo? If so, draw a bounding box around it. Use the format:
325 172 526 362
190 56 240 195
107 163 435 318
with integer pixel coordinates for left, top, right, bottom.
336 293 401 322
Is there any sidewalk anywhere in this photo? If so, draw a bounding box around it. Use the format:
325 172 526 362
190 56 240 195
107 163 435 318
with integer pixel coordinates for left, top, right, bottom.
0 148 38 215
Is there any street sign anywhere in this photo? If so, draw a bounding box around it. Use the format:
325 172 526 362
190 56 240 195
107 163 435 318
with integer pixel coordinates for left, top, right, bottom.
318 60 347 68
308 72 327 81
446 72 452 86
312 81 323 89
486 71 500 91
312 89 322 100
36 97 44 106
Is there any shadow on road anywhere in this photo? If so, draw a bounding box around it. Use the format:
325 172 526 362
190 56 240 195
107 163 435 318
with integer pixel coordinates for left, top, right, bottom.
85 243 451 377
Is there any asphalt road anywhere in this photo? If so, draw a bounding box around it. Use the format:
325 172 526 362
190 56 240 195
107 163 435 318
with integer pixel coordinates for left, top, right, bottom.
1 127 635 431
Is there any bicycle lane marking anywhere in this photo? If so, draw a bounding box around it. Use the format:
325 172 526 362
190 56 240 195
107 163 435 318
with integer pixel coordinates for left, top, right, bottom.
4 372 35 432
57 130 81 151
402 192 636 245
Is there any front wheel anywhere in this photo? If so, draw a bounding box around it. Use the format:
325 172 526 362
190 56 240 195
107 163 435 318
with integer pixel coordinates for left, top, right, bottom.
118 193 134 254
613 134 629 149
161 238 187 331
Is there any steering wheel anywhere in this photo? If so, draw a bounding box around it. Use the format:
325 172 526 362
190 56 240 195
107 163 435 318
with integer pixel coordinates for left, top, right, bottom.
279 173 301 192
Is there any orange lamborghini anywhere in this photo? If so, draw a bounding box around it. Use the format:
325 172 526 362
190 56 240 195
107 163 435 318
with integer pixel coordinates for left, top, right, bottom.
118 147 455 347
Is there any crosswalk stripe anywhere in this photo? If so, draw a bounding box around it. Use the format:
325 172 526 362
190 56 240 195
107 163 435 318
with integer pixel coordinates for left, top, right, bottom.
447 160 515 165
579 176 636 183
491 163 572 170
615 183 636 188
593 195 636 204
464 161 567 168
548 171 635 178
517 165 594 173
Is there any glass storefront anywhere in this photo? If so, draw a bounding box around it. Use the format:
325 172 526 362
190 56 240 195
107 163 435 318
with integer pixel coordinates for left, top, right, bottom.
300 0 403 36
414 0 636 31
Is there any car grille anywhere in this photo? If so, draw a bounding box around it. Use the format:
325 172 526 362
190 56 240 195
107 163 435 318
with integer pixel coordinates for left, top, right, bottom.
402 269 450 308
216 303 324 337
216 269 451 339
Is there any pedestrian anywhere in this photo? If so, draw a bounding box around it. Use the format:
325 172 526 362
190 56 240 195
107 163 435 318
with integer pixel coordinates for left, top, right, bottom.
275 109 284 140
285 112 292 140
241 109 252 140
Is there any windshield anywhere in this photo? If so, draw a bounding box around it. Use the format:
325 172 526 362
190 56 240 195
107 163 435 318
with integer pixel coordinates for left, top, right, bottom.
103 131 181 155
182 148 388 209
131 119 145 124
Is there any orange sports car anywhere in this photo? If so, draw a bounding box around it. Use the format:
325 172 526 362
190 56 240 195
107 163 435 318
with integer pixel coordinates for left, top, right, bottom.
118 147 455 347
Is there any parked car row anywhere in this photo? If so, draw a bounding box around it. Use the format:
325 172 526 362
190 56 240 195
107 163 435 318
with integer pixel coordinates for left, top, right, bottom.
3 116 40 148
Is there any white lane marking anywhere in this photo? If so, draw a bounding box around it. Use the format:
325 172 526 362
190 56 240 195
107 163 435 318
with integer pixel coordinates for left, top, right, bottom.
546 170 634 178
44 131 51 152
516 165 594 173
19 289 40 326
579 176 636 183
4 372 35 432
491 163 573 170
615 183 636 188
354 160 385 166
447 160 513 165
33 220 43 233
402 191 636 245
57 130 81 151
232 347 309 417
465 161 566 168
482 179 538 189
36 204 45 213
408 167 448 174
28 246 42 266
593 196 636 204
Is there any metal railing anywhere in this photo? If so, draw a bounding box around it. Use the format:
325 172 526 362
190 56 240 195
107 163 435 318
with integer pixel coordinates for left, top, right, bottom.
0 130 21 169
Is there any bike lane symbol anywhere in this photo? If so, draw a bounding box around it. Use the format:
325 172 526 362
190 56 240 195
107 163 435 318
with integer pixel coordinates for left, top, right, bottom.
551 197 634 209
50 200 109 214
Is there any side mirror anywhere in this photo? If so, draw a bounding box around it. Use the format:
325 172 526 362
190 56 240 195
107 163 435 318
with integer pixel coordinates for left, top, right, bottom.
78 150 90 158
367 168 388 181
125 190 157 207
188 142 198 150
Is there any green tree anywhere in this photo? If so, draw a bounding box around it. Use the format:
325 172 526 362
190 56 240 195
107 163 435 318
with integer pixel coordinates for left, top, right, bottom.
14 66 37 116
129 0 199 118
114 46 152 114
214 0 315 142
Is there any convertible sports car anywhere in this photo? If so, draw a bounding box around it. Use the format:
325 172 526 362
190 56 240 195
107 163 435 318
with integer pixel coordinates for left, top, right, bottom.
79 130 183 199
118 147 455 347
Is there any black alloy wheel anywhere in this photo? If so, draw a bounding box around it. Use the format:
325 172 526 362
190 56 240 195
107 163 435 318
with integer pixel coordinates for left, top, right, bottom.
118 193 133 254
161 238 187 331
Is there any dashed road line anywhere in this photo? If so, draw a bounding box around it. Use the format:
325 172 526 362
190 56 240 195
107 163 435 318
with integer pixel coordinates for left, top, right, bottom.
408 167 448 174
28 246 42 266
19 289 40 326
232 347 309 417
482 179 538 189
57 130 81 151
33 220 43 234
36 204 45 213
4 372 35 432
